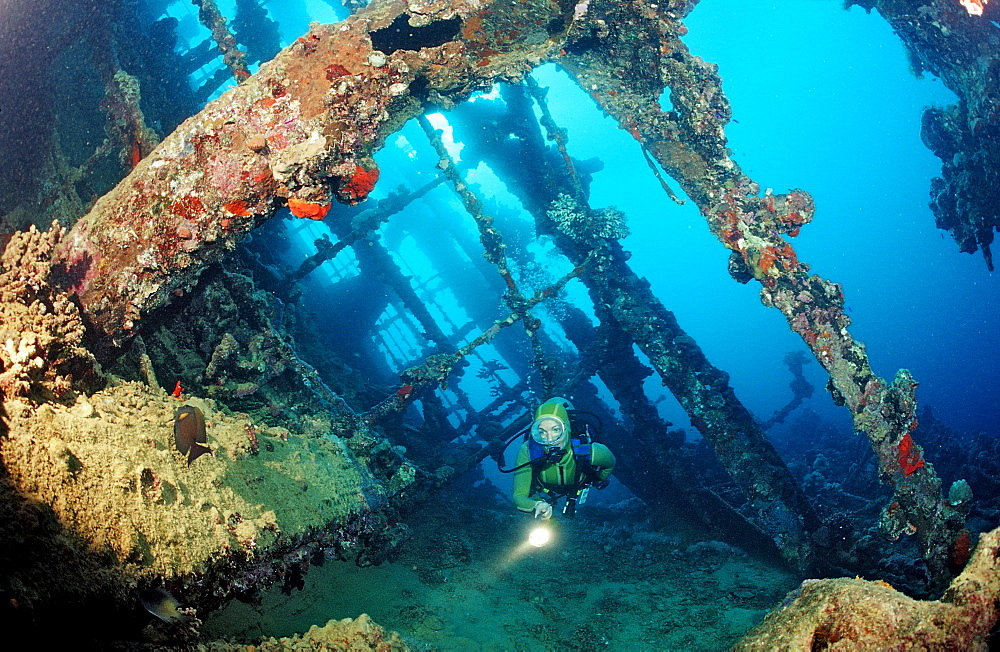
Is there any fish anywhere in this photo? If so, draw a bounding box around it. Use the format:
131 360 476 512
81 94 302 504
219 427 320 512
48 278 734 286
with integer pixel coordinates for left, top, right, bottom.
137 588 185 624
174 405 210 466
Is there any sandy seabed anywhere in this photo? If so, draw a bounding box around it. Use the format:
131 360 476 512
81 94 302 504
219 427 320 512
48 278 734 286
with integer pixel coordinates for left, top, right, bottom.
203 482 799 650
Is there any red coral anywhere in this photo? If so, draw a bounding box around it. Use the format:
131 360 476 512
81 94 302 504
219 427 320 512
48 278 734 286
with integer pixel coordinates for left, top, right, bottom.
325 64 352 80
758 244 798 275
777 243 798 270
897 432 925 477
951 530 972 569
340 165 380 204
224 200 250 216
130 140 141 169
288 197 330 220
766 189 814 237
171 196 205 220
395 384 413 402
295 33 321 55
759 248 778 274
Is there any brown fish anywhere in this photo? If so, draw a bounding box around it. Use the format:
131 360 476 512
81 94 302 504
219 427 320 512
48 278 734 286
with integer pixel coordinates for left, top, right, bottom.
174 405 210 465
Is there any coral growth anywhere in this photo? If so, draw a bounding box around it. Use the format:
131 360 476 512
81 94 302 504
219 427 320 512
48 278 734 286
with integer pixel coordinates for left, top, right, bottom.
192 0 250 81
897 432 925 478
877 1 1000 270
100 69 160 171
288 196 332 220
139 264 366 431
735 526 1000 649
338 164 381 205
0 223 101 402
206 614 408 650
547 193 630 243
3 1 994 648
250 614 409 652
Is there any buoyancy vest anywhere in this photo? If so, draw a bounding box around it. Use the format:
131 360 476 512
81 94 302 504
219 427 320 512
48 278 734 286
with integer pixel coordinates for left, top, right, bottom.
527 435 592 465
527 425 602 498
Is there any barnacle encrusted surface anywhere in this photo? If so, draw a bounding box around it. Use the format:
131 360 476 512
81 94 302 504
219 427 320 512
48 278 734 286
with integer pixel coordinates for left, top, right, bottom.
547 193 629 243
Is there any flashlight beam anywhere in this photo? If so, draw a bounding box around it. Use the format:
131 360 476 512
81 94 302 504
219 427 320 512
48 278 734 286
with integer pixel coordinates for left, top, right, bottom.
528 525 551 547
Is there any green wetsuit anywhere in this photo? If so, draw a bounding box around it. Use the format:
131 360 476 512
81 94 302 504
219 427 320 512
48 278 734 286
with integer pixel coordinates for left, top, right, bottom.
512 440 616 513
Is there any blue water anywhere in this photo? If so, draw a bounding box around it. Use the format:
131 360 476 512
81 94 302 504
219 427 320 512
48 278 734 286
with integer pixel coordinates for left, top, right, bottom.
237 0 1000 436
681 1 1000 435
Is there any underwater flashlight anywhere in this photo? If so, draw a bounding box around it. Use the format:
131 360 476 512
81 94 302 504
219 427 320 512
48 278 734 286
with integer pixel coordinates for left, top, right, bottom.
528 525 552 547
502 519 555 567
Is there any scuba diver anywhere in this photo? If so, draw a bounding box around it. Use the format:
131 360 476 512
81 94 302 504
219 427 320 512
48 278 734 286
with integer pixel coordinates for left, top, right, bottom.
508 398 615 520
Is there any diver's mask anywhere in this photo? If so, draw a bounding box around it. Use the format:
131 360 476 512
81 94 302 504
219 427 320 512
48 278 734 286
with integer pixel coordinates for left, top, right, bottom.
531 415 568 449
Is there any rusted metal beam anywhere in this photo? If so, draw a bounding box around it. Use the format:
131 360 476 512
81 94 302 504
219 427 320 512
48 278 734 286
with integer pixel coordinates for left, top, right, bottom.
53 0 571 352
559 0 966 589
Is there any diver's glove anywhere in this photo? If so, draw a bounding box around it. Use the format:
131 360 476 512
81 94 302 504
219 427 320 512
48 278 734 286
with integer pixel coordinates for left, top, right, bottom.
532 501 553 520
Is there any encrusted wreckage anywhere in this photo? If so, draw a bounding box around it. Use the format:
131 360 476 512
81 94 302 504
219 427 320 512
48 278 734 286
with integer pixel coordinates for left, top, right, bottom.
736 526 1000 649
0 0 996 646
561 0 976 592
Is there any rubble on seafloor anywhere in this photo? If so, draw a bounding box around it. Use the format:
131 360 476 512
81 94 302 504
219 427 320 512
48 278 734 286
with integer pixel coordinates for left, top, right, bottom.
199 614 408 651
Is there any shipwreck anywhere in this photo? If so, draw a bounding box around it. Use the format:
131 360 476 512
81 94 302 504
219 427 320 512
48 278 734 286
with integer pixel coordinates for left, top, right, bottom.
1 0 999 647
